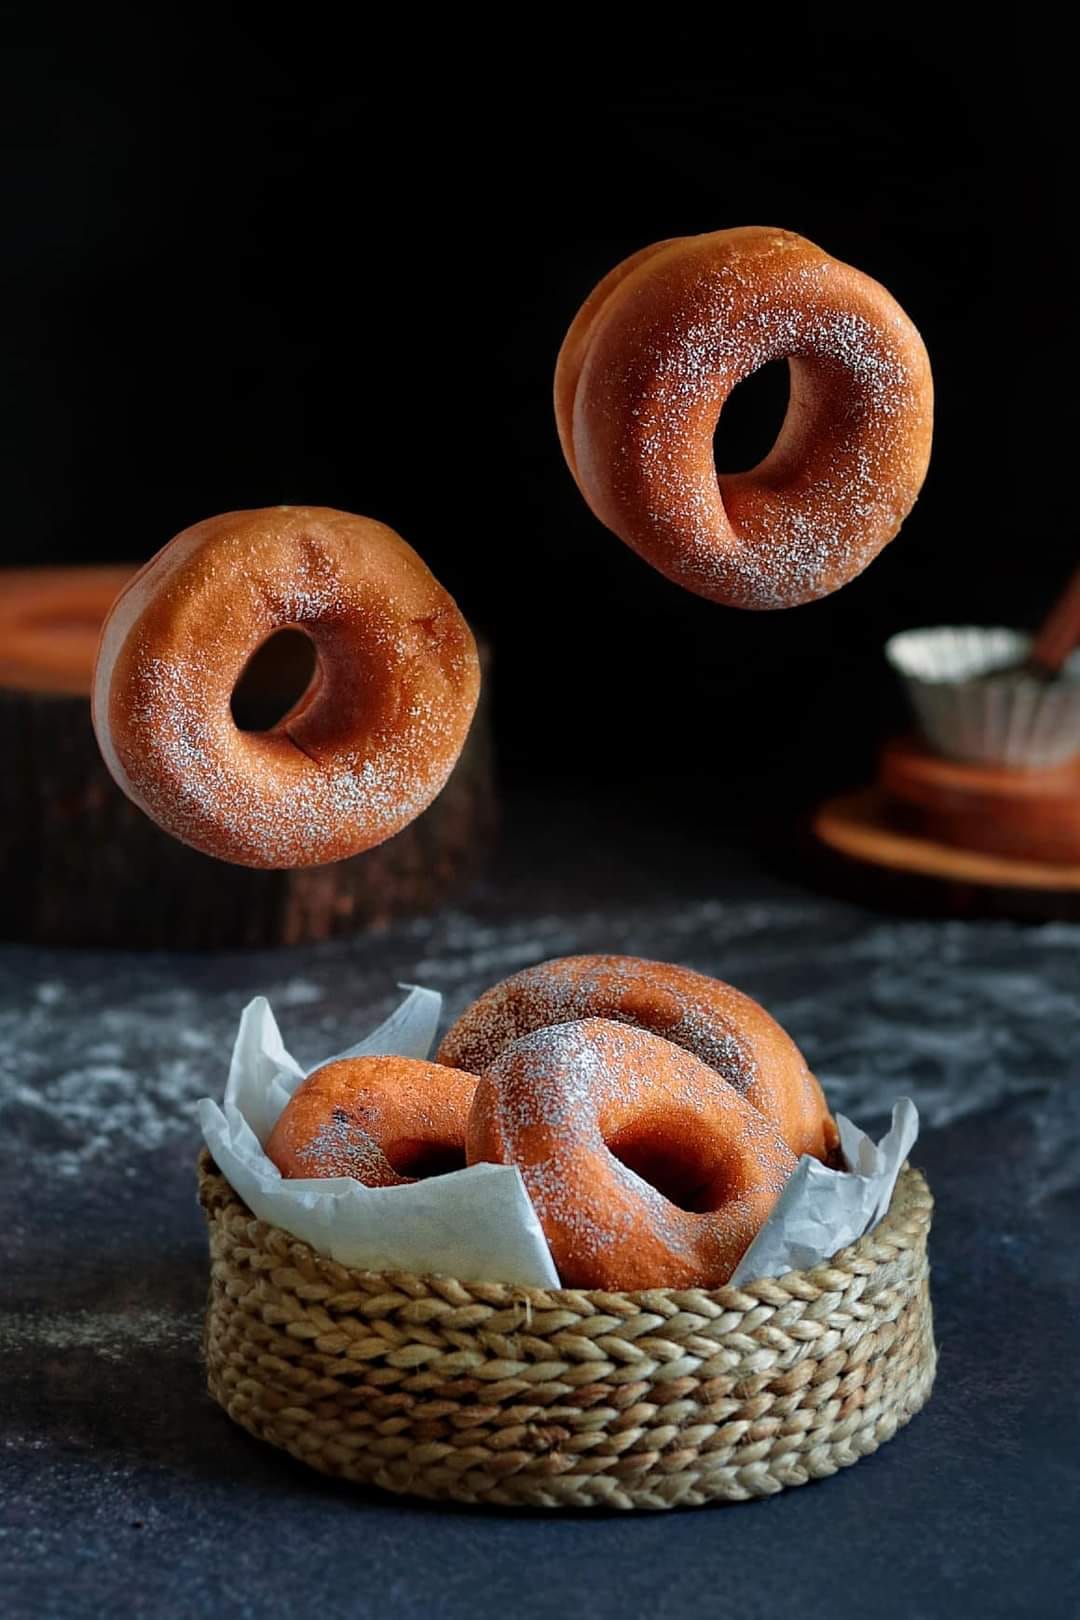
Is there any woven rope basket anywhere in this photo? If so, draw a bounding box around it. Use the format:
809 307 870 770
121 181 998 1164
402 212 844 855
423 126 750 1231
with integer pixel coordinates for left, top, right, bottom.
198 1150 935 1510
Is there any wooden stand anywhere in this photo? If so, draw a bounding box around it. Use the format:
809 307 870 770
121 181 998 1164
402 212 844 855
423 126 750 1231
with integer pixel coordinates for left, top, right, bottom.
812 736 1080 920
879 736 1080 865
1 568 497 949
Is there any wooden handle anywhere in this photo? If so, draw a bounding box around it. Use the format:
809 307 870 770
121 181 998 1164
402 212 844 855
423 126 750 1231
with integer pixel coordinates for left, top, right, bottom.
1030 564 1080 676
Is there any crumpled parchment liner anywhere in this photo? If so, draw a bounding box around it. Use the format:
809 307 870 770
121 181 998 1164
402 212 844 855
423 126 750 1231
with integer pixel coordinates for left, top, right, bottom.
198 989 919 1291
728 1099 919 1284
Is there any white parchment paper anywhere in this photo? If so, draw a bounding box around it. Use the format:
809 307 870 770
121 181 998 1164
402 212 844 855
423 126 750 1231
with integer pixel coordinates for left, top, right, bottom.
198 990 919 1291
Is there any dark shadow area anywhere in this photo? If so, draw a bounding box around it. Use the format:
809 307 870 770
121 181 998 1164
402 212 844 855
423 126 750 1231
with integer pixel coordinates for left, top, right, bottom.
230 629 318 732
712 360 790 474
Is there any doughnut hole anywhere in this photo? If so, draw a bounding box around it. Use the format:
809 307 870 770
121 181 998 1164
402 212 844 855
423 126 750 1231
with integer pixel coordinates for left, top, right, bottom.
230 628 318 732
608 1115 726 1214
381 1139 467 1179
711 358 791 475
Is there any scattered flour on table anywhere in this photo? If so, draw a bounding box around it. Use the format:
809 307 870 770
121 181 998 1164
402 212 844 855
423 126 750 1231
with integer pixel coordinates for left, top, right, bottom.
0 1307 199 1359
0 974 336 1178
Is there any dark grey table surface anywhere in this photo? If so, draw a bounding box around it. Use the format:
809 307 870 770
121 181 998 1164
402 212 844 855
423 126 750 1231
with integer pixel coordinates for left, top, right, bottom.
3 797 1078 1619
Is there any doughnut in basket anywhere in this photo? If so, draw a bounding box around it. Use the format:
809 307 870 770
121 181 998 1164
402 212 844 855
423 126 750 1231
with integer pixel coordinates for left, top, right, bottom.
267 1055 476 1186
268 955 838 1287
438 952 838 1163
466 1017 797 1289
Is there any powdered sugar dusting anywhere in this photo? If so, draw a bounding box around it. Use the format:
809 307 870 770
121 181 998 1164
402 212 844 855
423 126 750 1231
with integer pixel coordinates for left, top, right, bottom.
440 952 758 1087
479 1018 795 1287
296 1109 404 1185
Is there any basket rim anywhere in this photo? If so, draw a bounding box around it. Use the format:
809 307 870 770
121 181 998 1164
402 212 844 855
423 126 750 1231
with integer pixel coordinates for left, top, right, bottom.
197 1148 932 1309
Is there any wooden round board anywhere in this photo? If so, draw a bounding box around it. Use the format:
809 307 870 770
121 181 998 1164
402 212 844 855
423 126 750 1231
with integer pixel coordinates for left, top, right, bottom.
812 787 1080 918
879 736 1080 865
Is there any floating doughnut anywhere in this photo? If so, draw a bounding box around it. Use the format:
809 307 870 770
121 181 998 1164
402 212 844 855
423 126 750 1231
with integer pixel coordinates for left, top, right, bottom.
439 953 837 1163
466 1019 797 1289
555 226 933 609
266 1055 478 1186
92 506 480 867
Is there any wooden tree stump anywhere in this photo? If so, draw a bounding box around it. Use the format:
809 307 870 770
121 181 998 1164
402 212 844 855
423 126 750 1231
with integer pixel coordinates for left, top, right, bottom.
1 568 497 949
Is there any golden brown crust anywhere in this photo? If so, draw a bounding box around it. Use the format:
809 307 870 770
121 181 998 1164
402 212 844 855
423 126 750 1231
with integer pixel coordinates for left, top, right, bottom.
91 506 481 867
466 1018 797 1289
266 1055 478 1186
555 226 933 609
439 953 838 1163
553 237 682 485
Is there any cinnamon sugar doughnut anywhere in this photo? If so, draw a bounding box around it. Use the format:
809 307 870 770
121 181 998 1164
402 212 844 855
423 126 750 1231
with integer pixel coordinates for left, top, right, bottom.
466 1019 797 1290
555 227 933 609
266 1055 478 1186
439 953 837 1163
92 506 480 867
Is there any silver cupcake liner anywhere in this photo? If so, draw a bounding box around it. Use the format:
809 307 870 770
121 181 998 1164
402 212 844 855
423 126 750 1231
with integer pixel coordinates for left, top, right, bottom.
885 626 1080 769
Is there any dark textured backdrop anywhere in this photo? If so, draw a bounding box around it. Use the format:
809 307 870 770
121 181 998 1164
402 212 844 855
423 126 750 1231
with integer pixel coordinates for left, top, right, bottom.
2 17 1068 796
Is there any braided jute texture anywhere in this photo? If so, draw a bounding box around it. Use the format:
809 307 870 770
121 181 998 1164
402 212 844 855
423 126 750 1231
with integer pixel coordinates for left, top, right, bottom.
198 1151 935 1510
